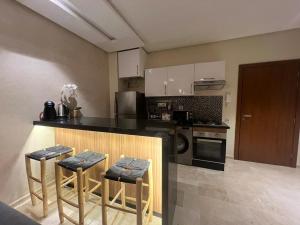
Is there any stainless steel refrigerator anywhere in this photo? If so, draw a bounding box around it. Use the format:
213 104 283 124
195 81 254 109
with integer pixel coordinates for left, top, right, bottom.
115 91 146 119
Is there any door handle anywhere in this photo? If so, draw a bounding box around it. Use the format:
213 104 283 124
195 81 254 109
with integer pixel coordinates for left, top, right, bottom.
242 114 252 118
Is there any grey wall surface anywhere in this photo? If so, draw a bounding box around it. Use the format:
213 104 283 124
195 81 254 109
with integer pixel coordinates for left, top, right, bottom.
0 0 109 204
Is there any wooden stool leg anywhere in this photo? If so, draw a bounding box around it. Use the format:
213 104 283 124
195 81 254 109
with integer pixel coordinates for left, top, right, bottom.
55 162 64 223
121 183 126 209
40 158 48 217
136 178 143 225
72 148 77 193
25 156 36 206
77 168 84 225
85 170 90 201
100 173 107 225
104 155 109 204
148 160 153 222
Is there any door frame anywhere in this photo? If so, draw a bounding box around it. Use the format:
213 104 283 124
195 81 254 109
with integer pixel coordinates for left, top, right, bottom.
234 59 300 167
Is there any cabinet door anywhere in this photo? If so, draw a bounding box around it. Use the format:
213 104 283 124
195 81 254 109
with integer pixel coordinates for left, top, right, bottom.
118 49 144 78
145 68 168 97
195 61 225 81
167 64 194 96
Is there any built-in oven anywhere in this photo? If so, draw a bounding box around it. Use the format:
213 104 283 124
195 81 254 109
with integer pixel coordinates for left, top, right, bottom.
192 127 227 171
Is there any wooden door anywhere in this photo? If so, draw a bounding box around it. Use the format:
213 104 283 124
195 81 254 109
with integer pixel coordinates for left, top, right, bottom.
235 60 300 167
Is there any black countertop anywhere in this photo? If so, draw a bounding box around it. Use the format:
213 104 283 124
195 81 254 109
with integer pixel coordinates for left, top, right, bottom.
33 117 229 135
33 117 176 138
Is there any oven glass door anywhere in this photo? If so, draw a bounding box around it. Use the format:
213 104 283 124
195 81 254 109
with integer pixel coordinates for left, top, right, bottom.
193 137 226 163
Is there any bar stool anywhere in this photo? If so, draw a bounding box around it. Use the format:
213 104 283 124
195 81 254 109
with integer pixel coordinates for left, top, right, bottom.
25 145 74 217
55 150 109 225
100 156 153 225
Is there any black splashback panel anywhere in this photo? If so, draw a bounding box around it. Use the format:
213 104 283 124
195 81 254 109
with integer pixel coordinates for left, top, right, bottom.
146 96 223 123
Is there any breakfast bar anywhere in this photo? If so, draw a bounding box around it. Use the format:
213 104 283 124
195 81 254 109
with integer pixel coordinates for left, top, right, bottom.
33 117 177 225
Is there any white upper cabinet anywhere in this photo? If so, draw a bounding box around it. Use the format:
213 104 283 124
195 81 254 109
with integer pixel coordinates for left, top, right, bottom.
195 61 225 81
118 48 146 78
145 68 168 97
167 64 194 96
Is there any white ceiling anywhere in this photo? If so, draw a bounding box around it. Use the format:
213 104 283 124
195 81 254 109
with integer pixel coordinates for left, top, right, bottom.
111 0 300 51
17 0 300 52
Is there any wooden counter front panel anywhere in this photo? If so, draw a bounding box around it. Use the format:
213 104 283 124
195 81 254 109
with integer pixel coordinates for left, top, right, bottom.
55 128 162 213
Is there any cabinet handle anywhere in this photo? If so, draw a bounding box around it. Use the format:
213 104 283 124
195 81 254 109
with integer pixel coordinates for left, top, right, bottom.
164 84 167 95
136 64 139 76
191 83 193 94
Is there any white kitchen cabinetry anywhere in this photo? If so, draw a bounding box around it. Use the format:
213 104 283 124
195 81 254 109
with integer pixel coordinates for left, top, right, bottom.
195 61 225 81
145 68 168 97
118 48 146 78
167 64 194 96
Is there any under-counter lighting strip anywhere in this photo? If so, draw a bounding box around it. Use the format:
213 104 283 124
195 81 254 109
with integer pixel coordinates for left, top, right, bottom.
50 0 115 41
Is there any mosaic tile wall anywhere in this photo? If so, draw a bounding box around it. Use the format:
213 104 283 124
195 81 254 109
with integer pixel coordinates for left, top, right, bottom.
146 96 223 123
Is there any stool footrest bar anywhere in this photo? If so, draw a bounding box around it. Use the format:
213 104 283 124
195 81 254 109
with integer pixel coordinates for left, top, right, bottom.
88 183 101 194
106 204 136 214
32 192 43 200
29 176 41 183
111 188 123 205
60 196 79 208
62 213 79 225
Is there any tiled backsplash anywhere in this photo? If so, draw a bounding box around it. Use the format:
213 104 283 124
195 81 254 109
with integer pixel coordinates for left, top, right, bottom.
146 96 223 123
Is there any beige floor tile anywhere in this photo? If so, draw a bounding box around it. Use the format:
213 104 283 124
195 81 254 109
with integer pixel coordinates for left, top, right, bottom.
173 159 300 225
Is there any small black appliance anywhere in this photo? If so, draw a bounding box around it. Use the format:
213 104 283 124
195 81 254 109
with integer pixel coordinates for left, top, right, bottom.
172 110 193 125
41 101 57 121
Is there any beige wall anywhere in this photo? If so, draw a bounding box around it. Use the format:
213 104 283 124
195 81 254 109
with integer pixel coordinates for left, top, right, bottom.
0 0 109 204
108 52 118 118
146 29 300 165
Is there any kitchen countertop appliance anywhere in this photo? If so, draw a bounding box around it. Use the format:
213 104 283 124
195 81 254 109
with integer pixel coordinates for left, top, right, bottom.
57 103 69 118
115 91 146 119
40 101 57 121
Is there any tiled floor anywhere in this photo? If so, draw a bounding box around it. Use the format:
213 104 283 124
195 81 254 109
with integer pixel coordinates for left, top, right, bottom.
16 186 162 225
17 159 300 225
173 158 300 225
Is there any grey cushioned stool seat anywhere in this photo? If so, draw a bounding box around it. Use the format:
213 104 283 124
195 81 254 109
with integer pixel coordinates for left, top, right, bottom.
58 151 106 172
105 157 150 184
27 145 73 161
0 201 40 225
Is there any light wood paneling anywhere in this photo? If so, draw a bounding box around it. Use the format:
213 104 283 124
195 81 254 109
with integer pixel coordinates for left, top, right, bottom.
55 128 162 213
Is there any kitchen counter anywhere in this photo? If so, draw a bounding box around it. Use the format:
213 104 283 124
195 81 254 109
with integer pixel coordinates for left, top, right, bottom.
33 117 176 225
33 117 176 137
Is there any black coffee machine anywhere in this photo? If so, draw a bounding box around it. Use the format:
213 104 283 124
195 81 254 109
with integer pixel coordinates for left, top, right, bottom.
40 101 57 121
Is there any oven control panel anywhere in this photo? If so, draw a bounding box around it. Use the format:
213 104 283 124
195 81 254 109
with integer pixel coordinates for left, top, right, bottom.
193 127 227 140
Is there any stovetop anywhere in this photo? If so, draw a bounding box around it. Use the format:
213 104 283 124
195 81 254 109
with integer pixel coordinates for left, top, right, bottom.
174 119 229 129
147 118 230 129
193 120 221 126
